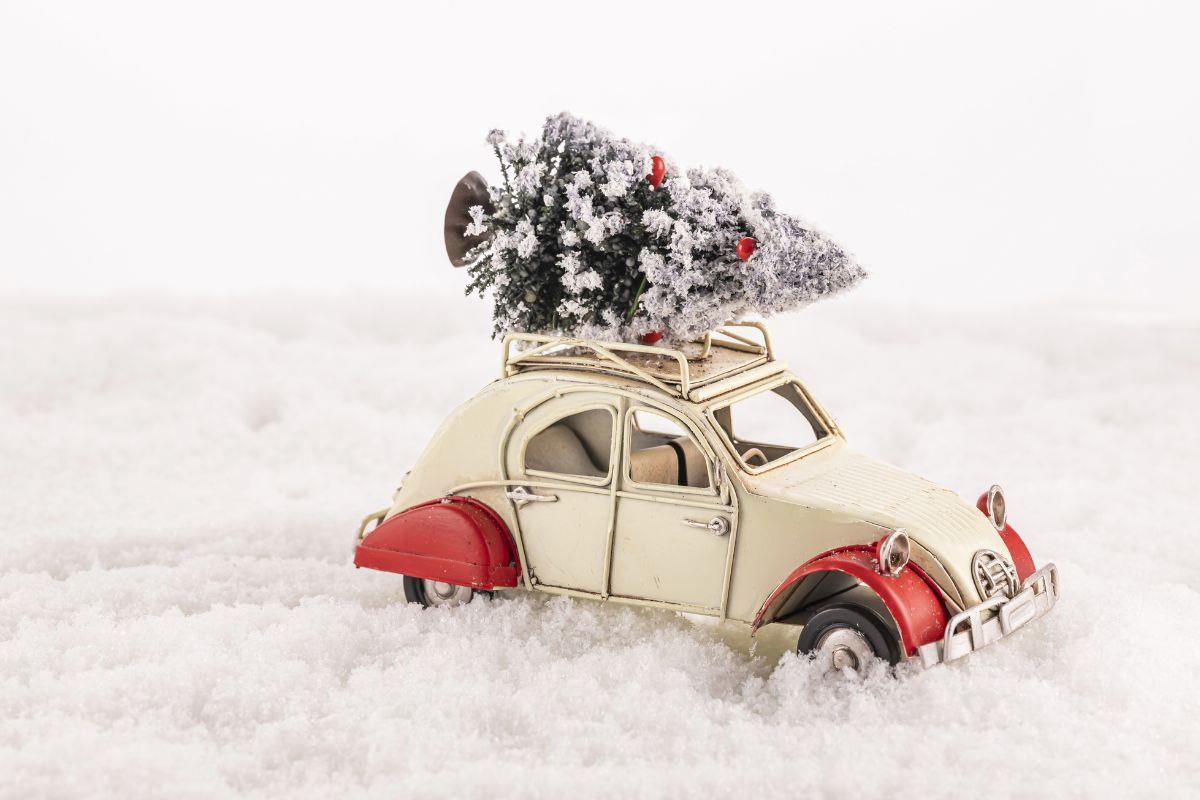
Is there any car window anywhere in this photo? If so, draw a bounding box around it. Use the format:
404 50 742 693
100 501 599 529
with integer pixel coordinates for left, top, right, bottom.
524 408 614 479
627 409 711 489
714 382 828 468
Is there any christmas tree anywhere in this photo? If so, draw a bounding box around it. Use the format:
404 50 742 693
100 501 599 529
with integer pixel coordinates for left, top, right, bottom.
449 112 865 344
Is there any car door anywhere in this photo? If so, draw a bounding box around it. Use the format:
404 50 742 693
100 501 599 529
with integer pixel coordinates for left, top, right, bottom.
504 394 619 595
609 403 735 612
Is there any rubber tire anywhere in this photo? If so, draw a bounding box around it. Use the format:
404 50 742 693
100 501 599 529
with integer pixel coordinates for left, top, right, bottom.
401 576 490 608
796 603 903 666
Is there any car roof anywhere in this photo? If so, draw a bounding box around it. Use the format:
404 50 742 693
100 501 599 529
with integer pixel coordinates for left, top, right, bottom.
499 322 788 403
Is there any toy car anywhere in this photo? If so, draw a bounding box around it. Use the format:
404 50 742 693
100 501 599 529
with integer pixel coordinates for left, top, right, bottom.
354 323 1058 673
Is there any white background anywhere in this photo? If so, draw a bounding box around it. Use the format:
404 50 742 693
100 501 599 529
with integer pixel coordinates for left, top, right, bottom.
2 4 1199 798
2 1 1198 309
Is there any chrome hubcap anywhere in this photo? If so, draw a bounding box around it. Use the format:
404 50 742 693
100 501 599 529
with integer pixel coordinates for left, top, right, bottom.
813 627 875 674
421 579 474 607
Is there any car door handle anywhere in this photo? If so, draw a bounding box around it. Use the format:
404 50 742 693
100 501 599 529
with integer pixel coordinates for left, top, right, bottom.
683 516 730 537
506 486 558 508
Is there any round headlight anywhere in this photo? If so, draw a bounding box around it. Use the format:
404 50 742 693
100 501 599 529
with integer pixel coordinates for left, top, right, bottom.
986 484 1007 531
876 529 910 577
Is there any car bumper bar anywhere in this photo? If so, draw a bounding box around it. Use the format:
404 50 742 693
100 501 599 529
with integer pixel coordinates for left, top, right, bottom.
916 563 1059 669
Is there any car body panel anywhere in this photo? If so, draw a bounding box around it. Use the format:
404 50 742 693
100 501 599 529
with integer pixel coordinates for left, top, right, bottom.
739 444 1005 608
376 365 1012 629
503 391 618 595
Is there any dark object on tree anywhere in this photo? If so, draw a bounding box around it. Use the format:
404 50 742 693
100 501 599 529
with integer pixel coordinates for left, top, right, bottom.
444 171 495 267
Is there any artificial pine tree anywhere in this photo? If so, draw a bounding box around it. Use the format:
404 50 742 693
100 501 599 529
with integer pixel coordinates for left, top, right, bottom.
452 112 865 344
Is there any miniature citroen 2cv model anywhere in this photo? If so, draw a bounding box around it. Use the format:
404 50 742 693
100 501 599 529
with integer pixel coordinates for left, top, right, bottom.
354 324 1058 673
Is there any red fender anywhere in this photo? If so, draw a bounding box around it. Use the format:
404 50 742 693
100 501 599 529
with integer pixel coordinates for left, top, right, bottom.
752 546 949 656
976 491 1035 582
354 496 520 589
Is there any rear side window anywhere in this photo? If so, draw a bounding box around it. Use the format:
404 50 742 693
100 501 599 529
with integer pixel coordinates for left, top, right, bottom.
524 408 615 479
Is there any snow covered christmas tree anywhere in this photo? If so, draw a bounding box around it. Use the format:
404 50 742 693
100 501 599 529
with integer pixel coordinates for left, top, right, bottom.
446 112 865 344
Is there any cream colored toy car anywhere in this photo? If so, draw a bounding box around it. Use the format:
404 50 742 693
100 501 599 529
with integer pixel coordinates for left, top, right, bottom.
354 324 1058 673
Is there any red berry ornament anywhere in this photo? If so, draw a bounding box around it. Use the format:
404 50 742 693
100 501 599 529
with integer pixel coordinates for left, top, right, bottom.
736 237 757 262
640 331 664 345
646 156 666 189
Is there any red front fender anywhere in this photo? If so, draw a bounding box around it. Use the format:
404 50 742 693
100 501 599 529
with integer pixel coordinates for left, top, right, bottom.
976 491 1035 582
752 547 949 656
354 496 521 589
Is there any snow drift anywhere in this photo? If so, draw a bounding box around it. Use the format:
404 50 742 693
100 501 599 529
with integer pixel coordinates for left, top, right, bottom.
0 293 1196 798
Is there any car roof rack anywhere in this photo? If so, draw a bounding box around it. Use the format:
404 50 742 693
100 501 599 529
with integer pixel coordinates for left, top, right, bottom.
500 321 780 400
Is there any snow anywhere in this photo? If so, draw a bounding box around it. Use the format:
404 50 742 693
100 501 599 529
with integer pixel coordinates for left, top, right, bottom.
1 292 1197 798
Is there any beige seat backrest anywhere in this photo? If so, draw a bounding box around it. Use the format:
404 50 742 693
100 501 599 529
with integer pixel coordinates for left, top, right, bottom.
629 437 711 488
525 423 606 478
672 437 710 488
559 408 614 473
629 444 680 485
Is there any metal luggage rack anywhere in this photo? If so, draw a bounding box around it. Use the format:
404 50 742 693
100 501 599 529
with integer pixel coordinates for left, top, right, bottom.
500 321 776 399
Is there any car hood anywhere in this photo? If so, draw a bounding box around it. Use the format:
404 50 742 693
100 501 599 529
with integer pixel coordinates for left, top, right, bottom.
743 445 1007 606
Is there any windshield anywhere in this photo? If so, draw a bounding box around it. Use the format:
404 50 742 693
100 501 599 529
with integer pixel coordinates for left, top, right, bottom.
712 380 832 469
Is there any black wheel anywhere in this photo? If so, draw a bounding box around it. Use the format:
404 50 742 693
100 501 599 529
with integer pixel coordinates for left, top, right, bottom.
796 603 902 674
402 576 489 608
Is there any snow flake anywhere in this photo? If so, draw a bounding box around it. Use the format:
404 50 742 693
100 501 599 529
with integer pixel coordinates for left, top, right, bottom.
642 209 674 238
515 220 538 258
464 205 488 237
515 162 546 195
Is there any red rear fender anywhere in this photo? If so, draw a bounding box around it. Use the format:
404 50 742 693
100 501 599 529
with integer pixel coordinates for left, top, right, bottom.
354 496 520 589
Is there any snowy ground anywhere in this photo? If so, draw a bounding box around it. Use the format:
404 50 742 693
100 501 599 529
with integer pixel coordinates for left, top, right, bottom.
1 292 1197 798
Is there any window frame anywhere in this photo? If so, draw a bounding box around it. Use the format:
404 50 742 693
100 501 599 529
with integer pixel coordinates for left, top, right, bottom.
621 404 718 497
520 402 619 487
706 376 839 475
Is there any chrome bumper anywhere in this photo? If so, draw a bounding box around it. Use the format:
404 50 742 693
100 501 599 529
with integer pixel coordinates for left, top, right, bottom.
916 563 1060 669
